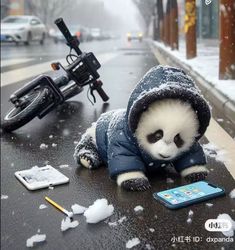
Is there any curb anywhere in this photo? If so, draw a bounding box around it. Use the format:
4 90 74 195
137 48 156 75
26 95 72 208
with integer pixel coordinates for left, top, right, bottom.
150 40 235 125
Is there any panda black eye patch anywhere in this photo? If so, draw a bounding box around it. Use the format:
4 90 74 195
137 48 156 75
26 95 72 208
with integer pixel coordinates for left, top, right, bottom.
147 129 163 143
174 133 184 148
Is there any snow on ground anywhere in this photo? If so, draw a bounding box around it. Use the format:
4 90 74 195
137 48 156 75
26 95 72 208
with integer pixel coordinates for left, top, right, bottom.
217 213 235 237
39 143 48 149
154 40 235 102
134 205 144 212
61 217 79 231
108 216 127 227
84 198 114 223
1 194 8 199
26 234 46 247
71 204 87 214
202 143 227 163
229 189 235 199
39 204 47 209
126 238 140 249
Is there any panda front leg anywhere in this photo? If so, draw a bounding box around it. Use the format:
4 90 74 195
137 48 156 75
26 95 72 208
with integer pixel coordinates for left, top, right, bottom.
74 123 102 169
180 165 209 183
117 171 151 191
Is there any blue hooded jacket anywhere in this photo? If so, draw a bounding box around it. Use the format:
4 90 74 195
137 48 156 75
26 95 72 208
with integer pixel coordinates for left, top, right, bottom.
95 66 211 179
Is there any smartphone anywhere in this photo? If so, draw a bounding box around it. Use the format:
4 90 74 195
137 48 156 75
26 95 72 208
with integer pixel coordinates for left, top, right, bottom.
15 165 69 190
153 181 225 209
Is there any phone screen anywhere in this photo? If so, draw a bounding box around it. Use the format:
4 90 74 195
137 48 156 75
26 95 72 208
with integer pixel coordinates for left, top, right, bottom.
155 181 224 206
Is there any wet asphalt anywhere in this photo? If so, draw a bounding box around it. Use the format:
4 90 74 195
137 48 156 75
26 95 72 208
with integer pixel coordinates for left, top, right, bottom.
1 38 235 250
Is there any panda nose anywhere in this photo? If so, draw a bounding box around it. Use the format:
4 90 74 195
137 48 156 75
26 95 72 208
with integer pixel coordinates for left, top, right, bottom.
159 154 170 159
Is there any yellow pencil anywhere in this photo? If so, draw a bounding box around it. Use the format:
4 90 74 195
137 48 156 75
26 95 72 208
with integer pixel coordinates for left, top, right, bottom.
45 196 73 218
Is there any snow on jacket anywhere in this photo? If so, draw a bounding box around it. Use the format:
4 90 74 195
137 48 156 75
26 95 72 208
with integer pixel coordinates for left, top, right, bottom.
95 65 211 179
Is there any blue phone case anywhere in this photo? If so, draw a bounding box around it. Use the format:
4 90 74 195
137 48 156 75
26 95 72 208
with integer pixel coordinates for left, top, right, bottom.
153 181 225 209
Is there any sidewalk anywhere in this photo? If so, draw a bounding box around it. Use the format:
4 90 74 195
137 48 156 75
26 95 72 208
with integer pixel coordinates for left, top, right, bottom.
150 39 235 125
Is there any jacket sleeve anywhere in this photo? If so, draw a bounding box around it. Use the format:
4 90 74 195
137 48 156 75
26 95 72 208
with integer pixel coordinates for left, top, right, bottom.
107 139 146 180
173 142 207 173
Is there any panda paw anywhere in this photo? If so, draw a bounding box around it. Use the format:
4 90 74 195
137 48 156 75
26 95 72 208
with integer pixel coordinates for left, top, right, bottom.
117 171 150 191
180 165 209 183
121 178 151 191
79 154 94 169
185 171 208 183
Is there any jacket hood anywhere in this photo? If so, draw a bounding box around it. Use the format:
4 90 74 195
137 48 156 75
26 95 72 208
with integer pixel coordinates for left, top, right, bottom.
126 65 211 140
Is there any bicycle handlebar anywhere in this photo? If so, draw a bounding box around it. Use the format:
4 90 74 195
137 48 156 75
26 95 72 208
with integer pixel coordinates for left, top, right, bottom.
54 18 82 55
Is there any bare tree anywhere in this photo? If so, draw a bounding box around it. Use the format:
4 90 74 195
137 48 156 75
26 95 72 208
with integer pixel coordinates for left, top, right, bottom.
25 0 74 24
133 0 155 30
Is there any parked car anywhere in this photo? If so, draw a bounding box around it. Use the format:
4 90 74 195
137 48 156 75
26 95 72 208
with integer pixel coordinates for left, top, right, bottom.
50 25 91 43
127 31 143 42
90 28 102 40
0 15 47 45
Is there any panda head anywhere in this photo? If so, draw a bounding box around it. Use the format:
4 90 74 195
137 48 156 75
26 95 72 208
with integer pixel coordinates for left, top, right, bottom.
135 99 199 161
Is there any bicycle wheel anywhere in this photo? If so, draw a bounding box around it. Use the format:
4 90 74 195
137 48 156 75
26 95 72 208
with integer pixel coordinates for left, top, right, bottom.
1 88 50 132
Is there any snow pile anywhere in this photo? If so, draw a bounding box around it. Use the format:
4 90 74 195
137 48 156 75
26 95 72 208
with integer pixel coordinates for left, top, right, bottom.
26 234 46 247
40 143 48 149
126 238 140 249
217 213 235 237
84 198 114 223
153 40 235 102
229 189 235 199
39 204 47 209
61 217 79 231
1 194 8 199
134 205 144 212
202 143 227 163
71 204 87 215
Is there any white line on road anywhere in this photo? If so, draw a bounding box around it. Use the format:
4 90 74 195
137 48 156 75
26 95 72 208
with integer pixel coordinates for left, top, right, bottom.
0 52 118 87
1 58 34 67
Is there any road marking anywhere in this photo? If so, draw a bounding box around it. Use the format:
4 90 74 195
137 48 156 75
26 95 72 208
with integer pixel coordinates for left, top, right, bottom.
1 58 34 67
0 52 118 87
151 44 235 180
205 118 235 179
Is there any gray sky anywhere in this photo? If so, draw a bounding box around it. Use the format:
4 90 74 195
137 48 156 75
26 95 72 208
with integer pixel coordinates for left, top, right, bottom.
103 0 144 31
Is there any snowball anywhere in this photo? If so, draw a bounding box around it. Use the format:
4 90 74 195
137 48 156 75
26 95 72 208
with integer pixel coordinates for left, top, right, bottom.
84 198 114 223
1 195 8 199
217 213 235 237
52 143 57 147
40 143 48 149
134 205 144 212
206 203 214 207
61 217 79 231
187 218 192 224
188 210 194 217
39 204 47 209
229 189 235 199
126 238 140 249
26 234 46 247
166 178 174 183
71 204 87 214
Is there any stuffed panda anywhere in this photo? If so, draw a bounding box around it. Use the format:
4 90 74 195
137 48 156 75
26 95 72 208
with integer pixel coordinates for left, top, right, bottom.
74 65 211 191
